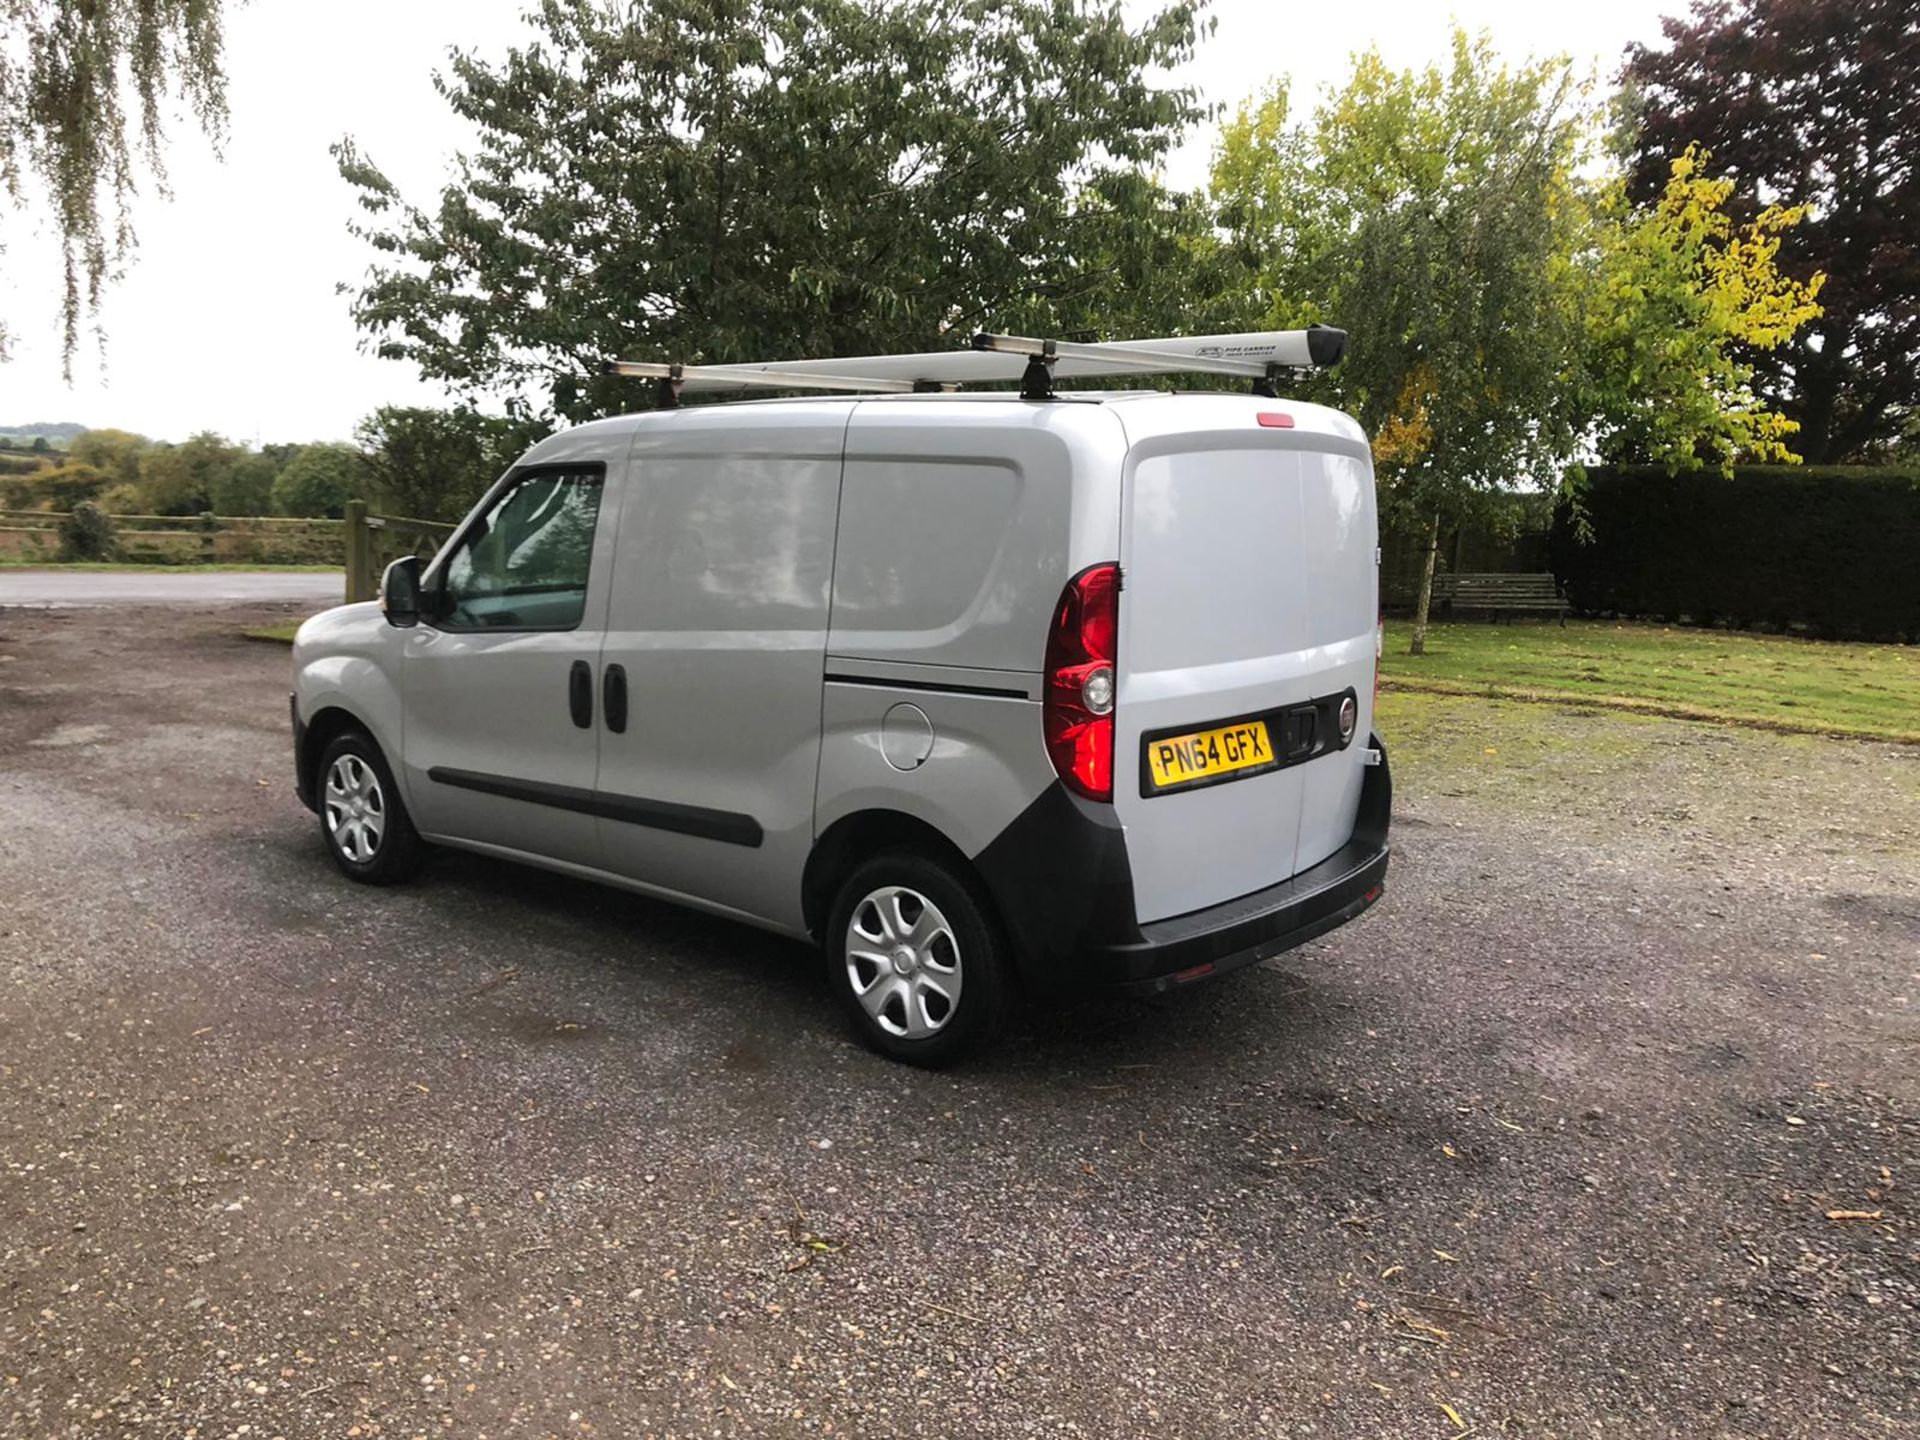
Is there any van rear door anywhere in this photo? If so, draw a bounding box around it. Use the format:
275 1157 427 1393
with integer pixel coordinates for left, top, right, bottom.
1110 397 1377 925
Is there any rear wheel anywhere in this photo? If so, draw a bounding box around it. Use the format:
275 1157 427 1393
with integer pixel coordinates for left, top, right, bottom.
317 730 423 885
825 850 1010 1067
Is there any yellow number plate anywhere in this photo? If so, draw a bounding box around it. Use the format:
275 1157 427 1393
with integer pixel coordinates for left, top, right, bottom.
1146 719 1277 792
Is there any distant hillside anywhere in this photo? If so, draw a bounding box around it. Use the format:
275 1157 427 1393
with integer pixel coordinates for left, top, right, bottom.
0 422 85 441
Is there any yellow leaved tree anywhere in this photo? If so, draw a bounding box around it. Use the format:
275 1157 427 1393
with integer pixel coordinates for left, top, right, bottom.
1580 143 1824 475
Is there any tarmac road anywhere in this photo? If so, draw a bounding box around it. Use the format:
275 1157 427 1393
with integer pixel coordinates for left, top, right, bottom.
0 568 343 608
0 604 1914 1437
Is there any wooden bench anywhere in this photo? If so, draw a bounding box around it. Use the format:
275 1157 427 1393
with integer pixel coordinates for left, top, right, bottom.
1431 572 1568 623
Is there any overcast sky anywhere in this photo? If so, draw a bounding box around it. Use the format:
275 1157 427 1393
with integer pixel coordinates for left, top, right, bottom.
1 0 1676 444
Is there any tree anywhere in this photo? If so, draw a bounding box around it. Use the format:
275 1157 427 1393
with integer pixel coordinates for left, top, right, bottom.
1213 33 1589 653
10 460 106 509
1 1 229 369
30 435 50 454
135 443 197 514
1581 144 1824 473
271 443 365 519
336 0 1209 422
355 405 548 522
69 428 150 488
1624 0 1919 460
209 452 284 516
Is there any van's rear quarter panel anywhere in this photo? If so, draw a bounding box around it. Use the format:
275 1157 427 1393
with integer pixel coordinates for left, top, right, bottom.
828 403 1127 672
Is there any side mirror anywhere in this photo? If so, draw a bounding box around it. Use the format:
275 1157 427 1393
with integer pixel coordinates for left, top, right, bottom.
380 555 423 627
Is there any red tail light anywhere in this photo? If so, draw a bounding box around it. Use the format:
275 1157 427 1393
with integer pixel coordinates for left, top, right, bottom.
1044 563 1119 801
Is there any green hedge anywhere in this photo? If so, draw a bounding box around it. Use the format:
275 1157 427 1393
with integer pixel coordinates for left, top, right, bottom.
1549 465 1920 642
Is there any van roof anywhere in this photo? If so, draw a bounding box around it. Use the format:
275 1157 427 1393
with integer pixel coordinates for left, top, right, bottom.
532 389 1366 466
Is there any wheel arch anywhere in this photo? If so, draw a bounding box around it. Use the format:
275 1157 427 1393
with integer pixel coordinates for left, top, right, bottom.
299 705 383 813
802 808 978 943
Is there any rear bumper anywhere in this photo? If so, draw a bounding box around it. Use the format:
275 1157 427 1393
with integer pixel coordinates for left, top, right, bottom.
974 735 1391 996
1094 834 1387 994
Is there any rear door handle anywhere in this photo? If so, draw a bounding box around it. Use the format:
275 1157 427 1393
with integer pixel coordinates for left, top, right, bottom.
568 660 593 729
603 663 628 734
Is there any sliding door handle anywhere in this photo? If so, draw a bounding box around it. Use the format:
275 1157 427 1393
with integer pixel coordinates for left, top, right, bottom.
603 663 628 734
568 660 593 729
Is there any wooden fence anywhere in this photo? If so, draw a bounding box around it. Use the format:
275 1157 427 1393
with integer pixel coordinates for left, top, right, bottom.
0 509 342 566
1 504 457 606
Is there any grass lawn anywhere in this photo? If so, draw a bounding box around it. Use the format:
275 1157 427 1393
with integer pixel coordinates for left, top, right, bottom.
243 622 304 643
0 561 341 573
1383 620 1920 744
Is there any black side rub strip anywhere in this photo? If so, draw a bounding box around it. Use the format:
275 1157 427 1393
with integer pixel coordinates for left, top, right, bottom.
824 672 1032 701
427 767 763 848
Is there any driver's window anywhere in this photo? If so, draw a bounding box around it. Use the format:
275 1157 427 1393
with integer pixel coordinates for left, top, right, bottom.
440 466 604 630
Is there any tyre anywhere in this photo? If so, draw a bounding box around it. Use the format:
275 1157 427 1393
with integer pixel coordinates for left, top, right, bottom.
316 730 424 885
824 849 1010 1066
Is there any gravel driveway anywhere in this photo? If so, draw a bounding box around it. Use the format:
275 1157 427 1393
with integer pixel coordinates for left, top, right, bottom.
1 605 1914 1438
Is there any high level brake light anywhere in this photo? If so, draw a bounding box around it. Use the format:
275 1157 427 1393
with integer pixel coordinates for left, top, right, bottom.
1044 563 1119 801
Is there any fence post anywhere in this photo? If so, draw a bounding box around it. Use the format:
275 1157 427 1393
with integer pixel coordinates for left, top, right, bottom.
344 499 372 604
200 511 218 565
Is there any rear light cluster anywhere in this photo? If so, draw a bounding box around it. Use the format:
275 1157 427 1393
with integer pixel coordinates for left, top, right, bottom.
1044 563 1119 801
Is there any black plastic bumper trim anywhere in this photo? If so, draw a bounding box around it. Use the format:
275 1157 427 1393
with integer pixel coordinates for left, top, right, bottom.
291 694 316 813
427 766 763 848
1098 839 1388 994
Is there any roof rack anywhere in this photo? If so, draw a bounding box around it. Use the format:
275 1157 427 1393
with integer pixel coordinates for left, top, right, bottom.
604 326 1347 406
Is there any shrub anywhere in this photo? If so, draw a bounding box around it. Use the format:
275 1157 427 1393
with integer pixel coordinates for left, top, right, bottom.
1551 465 1920 641
57 502 117 561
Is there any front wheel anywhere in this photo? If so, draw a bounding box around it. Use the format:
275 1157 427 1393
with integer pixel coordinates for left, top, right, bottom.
317 730 424 885
825 850 1010 1067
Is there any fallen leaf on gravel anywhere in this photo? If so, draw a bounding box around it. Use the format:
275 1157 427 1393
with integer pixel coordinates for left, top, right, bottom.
1438 1399 1467 1429
1785 1116 1806 1126
1380 1265 1403 1280
1493 1117 1524 1133
1825 1210 1883 1222
1442 1144 1459 1159
1399 1313 1451 1343
1433 1249 1461 1263
1370 1383 1391 1398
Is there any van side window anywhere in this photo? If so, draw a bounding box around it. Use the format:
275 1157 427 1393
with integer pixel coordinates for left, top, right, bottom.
440 467 604 630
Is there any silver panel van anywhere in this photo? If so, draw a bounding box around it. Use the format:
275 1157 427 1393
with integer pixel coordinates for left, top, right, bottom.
291 333 1391 1064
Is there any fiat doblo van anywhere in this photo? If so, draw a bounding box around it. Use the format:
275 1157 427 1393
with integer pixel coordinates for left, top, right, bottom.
290 331 1391 1064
